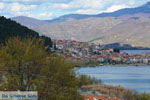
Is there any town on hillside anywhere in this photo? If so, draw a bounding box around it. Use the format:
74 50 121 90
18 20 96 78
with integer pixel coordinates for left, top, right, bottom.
50 39 150 66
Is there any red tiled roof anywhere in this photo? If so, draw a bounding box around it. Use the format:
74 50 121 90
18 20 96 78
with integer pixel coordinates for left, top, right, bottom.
84 95 121 100
84 95 105 100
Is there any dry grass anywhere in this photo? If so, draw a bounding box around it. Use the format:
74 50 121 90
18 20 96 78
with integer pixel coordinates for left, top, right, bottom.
81 84 136 98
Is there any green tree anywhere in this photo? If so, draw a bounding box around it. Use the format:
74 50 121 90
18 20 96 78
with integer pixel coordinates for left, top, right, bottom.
0 37 47 91
0 37 83 100
113 48 120 53
38 56 83 100
78 75 102 87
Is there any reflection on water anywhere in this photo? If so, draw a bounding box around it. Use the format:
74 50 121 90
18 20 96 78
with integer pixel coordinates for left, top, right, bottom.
77 66 150 93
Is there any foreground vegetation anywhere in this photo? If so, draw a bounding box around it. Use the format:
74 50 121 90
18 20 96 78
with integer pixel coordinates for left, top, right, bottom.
82 84 150 100
0 16 102 100
0 16 150 100
0 38 73 100
0 37 103 100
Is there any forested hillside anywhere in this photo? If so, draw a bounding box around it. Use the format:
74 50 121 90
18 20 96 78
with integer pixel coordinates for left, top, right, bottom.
0 16 52 47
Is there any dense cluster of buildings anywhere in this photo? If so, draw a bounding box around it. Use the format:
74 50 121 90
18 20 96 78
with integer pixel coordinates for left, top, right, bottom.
51 39 150 65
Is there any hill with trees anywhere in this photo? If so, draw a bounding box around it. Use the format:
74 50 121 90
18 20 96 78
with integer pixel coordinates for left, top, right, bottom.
0 16 52 47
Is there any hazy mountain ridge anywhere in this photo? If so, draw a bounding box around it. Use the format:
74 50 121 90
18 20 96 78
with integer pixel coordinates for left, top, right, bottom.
12 2 150 24
11 2 150 47
47 2 150 23
33 17 123 41
11 16 49 27
93 17 150 47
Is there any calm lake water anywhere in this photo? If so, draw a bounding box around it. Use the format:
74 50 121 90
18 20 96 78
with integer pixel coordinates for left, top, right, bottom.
77 66 150 93
121 50 150 54
77 50 150 93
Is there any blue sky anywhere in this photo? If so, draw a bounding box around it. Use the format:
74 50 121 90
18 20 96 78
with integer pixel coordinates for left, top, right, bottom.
0 0 149 20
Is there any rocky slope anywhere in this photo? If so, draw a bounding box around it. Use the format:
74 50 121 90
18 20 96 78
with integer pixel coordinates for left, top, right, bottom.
33 17 122 41
93 17 150 47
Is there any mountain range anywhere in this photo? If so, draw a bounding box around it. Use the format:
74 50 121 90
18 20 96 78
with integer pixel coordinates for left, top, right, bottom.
47 1 150 23
11 2 150 47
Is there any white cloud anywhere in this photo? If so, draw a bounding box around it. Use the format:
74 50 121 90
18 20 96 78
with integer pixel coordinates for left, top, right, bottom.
0 0 42 2
75 4 130 14
65 0 130 14
0 3 5 9
8 3 37 17
38 12 54 19
0 0 148 19
52 0 141 15
53 0 106 10
76 9 101 14
29 12 54 20
52 0 134 15
0 0 72 4
0 2 37 17
9 3 37 12
53 3 69 9
70 0 104 9
105 5 129 12
129 0 135 5
0 2 37 12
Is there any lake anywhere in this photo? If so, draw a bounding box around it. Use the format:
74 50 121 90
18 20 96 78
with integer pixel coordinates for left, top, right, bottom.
121 50 150 54
77 50 150 93
77 66 150 93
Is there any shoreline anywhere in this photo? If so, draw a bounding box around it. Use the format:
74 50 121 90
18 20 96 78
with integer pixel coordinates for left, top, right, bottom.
81 84 150 99
76 63 150 67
